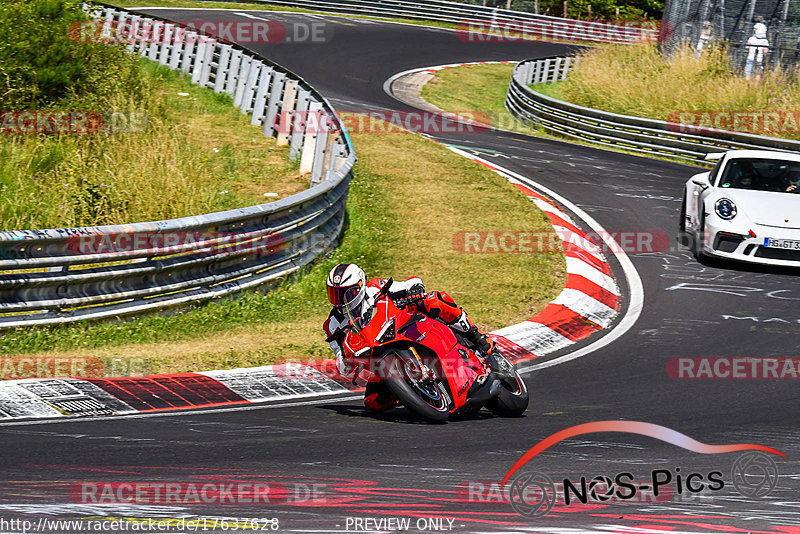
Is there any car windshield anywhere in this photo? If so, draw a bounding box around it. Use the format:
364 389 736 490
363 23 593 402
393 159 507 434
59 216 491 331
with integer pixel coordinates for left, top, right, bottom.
718 158 800 193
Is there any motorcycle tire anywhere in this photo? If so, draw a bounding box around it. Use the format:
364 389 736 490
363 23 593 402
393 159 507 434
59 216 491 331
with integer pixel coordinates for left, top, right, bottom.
487 358 529 417
383 351 450 423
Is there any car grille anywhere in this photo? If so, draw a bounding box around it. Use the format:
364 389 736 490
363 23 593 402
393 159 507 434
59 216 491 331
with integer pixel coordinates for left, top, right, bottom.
754 246 800 261
713 233 744 253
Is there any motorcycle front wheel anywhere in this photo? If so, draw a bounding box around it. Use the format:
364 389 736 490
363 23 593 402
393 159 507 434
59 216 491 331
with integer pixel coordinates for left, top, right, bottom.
382 351 450 423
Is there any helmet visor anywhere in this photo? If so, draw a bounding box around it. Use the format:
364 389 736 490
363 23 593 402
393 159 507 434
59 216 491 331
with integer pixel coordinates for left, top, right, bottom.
327 283 362 308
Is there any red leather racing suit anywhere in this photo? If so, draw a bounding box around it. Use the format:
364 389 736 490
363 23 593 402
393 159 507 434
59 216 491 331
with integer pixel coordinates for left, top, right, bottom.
323 277 478 411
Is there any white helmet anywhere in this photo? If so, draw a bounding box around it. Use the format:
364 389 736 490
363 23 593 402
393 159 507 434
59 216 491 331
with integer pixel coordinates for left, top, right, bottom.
326 263 366 312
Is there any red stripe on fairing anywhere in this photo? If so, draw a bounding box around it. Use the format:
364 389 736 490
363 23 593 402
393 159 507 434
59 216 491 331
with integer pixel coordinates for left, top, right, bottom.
490 335 536 363
566 247 613 277
565 274 619 310
531 304 601 342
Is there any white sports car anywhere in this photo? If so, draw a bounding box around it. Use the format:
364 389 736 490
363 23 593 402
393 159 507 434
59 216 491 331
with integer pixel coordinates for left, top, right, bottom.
681 150 800 266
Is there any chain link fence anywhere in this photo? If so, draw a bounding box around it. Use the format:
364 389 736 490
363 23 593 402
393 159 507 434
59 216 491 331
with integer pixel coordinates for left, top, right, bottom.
662 0 800 73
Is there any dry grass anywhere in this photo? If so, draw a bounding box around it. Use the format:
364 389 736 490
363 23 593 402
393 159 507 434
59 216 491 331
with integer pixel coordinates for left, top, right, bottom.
556 43 800 138
0 61 305 231
4 125 566 373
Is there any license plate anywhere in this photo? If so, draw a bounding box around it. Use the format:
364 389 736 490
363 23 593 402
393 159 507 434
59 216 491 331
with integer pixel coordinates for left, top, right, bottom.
764 238 800 250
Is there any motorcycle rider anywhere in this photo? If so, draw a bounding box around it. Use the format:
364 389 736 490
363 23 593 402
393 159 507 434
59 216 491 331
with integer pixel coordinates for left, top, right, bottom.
323 263 495 411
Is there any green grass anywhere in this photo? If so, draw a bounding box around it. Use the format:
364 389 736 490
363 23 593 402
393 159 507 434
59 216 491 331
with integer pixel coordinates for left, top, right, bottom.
0 59 305 230
421 63 533 134
0 126 566 375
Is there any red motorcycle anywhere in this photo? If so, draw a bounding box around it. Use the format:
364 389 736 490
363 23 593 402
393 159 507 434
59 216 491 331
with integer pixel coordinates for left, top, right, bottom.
342 279 529 422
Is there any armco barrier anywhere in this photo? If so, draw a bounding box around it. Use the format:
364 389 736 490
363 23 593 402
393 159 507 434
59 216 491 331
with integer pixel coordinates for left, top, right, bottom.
0 4 355 329
237 0 655 44
505 55 800 163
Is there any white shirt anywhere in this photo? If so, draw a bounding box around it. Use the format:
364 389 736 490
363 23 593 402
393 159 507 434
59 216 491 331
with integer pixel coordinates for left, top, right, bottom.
747 35 769 62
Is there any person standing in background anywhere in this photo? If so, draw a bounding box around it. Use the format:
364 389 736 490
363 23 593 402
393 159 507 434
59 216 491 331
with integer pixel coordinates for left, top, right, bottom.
696 20 712 57
745 20 770 79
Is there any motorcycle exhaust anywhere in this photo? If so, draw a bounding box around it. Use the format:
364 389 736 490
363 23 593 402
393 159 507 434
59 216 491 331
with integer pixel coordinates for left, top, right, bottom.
461 377 501 411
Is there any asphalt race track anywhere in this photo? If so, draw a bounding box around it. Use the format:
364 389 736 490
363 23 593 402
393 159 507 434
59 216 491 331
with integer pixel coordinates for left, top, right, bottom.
2 9 800 533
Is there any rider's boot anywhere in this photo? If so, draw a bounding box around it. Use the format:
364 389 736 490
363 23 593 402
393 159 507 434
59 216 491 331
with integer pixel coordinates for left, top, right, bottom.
453 312 495 357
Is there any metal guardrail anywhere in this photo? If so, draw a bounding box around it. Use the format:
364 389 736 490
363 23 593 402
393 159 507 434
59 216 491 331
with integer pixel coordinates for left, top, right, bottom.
243 0 655 44
0 4 356 329
505 56 800 164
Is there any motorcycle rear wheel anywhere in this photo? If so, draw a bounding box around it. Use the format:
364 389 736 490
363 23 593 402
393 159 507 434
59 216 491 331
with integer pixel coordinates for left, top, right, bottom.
487 355 529 417
383 351 450 423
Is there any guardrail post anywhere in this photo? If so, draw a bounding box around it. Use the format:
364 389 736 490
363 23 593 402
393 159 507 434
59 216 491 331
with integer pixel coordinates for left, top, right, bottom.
561 56 572 80
533 60 541 84
181 35 196 73
320 130 338 178
199 43 216 88
147 21 162 61
125 15 138 54
169 26 184 70
553 57 562 83
191 41 207 84
100 8 116 43
523 62 535 85
542 58 551 84
159 24 173 66
239 60 262 113
277 80 299 146
214 45 232 93
225 49 243 95
250 66 273 126
299 101 323 174
136 18 150 56
290 90 311 160
310 115 330 184
233 56 252 109
262 72 287 138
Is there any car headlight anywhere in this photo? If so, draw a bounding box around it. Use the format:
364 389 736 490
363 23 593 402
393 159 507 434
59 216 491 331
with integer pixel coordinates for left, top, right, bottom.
714 198 737 220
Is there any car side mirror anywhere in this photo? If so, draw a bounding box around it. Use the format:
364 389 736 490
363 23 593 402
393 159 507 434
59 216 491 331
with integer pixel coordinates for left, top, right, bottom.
691 175 710 190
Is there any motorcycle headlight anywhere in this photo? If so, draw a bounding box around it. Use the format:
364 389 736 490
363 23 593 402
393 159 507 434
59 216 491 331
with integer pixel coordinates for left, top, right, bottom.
714 198 737 220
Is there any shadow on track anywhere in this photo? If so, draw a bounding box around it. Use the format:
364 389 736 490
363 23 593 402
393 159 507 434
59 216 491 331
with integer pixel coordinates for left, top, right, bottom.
318 404 521 424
